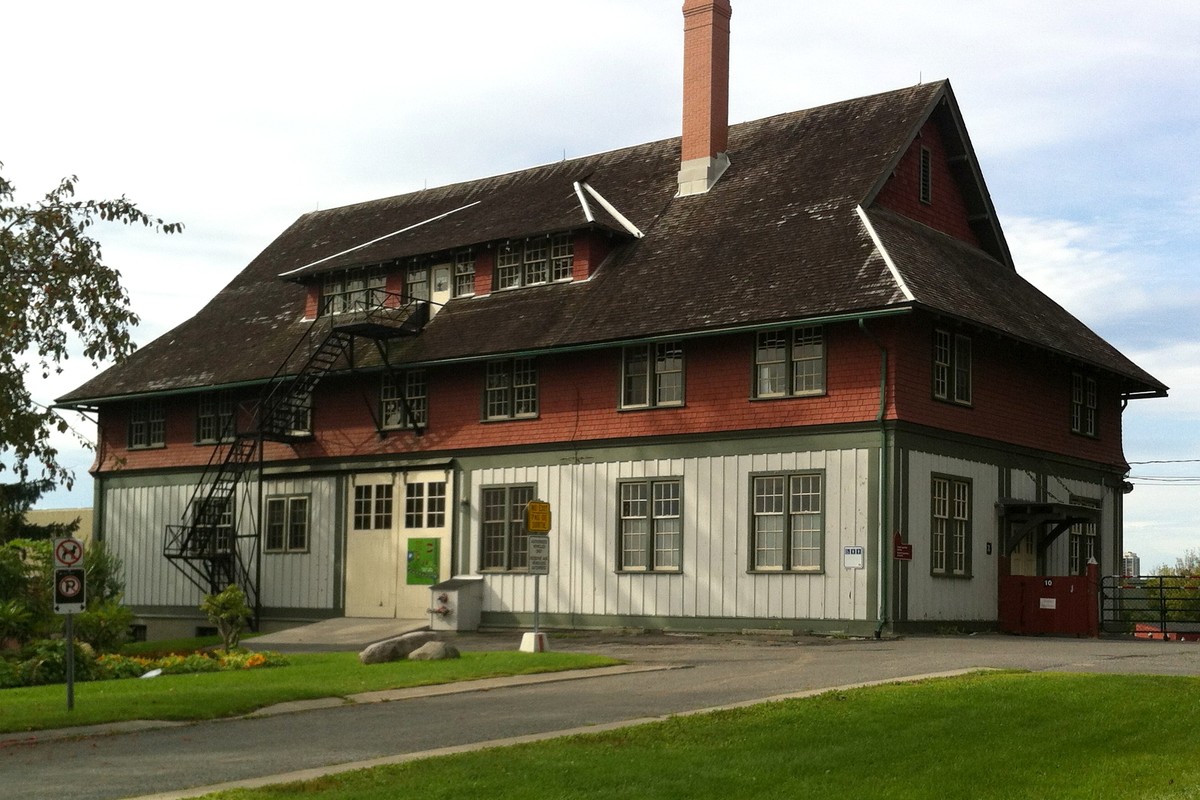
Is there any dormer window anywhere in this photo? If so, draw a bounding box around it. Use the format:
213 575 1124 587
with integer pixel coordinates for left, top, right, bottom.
406 264 429 301
494 233 574 290
321 266 386 316
453 251 475 297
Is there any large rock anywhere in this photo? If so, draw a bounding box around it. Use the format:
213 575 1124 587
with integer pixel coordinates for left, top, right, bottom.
408 641 460 661
358 630 437 664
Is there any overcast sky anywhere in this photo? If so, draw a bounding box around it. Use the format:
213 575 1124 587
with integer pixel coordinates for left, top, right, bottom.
5 1 1197 572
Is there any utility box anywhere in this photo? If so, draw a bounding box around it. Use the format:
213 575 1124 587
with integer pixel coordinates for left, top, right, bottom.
429 577 484 632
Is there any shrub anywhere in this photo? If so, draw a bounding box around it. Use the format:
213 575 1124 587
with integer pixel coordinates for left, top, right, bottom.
73 597 134 653
18 638 97 686
200 585 252 652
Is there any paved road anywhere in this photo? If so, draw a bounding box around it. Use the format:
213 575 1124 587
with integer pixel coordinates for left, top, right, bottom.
3 632 1198 800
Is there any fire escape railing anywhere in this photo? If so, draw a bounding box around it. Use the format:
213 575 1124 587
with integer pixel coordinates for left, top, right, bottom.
163 292 430 621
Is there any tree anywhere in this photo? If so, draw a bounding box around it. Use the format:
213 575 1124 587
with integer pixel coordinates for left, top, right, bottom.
0 479 79 543
200 585 252 652
1156 549 1200 577
0 162 182 488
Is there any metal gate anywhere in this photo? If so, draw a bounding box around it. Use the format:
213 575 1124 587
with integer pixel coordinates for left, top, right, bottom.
1100 575 1200 640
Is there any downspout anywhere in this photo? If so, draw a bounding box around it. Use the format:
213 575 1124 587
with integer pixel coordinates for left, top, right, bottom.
859 318 890 639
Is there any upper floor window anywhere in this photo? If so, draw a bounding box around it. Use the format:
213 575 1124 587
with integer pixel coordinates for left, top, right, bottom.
622 342 684 409
754 327 825 398
933 329 972 405
276 390 313 437
381 370 427 430
406 264 429 301
931 475 971 577
481 484 535 571
618 479 682 572
320 266 386 316
494 233 574 290
751 473 824 572
196 391 236 444
453 251 476 298
1071 372 1097 436
264 495 309 553
484 358 538 420
128 399 166 449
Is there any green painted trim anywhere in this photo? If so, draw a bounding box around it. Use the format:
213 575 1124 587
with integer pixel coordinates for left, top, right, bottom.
481 611 882 637
332 473 345 610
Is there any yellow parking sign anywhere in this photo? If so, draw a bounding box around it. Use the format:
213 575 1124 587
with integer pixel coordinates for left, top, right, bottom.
526 500 552 533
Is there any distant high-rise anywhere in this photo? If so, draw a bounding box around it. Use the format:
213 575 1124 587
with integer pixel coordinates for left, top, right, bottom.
1122 552 1141 577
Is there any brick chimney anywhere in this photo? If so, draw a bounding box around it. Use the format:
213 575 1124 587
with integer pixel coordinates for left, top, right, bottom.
677 0 732 196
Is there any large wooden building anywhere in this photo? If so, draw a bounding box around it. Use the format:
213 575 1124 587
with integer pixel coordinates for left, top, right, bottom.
58 1 1165 639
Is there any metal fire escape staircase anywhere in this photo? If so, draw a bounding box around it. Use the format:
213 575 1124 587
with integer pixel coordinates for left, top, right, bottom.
163 292 430 616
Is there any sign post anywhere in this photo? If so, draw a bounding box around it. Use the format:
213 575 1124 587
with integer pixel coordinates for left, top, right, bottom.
521 502 552 653
53 538 86 711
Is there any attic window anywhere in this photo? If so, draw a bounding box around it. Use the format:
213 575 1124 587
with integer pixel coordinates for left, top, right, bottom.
919 146 933 205
321 267 386 316
453 251 475 297
494 234 574 290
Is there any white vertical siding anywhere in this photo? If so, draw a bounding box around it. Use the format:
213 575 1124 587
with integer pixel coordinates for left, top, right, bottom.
257 476 339 610
469 447 873 624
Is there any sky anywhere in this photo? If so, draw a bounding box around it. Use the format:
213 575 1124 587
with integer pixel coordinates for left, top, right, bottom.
4 1 1198 572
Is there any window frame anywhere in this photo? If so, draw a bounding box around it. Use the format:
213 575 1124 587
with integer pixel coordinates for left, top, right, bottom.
452 250 476 298
1068 520 1098 575
264 495 310 554
320 266 387 316
381 370 427 430
493 234 574 290
753 326 826 399
128 399 166 450
617 478 683 573
195 391 236 444
483 358 538 421
480 484 536 572
930 474 972 578
1071 372 1098 437
749 471 825 573
620 342 685 409
932 328 972 406
352 482 394 531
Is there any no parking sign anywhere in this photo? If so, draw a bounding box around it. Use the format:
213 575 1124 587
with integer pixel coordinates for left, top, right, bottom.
53 538 87 614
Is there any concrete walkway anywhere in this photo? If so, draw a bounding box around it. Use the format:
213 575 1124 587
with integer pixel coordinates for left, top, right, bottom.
4 630 1198 800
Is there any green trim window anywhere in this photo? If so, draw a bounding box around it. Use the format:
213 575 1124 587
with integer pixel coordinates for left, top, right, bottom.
933 329 971 405
754 326 825 398
320 266 386 316
382 370 427 429
751 472 824 572
618 479 682 572
481 484 534 571
1068 520 1097 575
494 234 574 289
931 475 971 577
265 496 309 553
1071 372 1097 436
196 391 236 444
484 358 538 420
353 483 393 530
453 251 475 298
621 342 684 409
128 399 166 449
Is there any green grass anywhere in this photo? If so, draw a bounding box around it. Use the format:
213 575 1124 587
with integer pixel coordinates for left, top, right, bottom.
0 651 620 734
204 672 1200 800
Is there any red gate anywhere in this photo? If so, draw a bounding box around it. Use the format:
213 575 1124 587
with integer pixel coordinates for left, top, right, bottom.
999 563 1099 637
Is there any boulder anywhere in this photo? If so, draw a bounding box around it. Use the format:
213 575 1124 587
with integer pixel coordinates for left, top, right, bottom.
408 640 460 661
358 630 437 664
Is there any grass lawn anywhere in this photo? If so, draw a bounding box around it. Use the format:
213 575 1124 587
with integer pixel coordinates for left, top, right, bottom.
201 672 1200 800
0 651 620 734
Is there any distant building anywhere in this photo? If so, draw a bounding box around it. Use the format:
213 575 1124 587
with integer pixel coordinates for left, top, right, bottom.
1122 552 1141 577
24 508 93 543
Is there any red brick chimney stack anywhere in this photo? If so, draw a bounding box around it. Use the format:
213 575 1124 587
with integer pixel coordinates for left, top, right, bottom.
678 0 732 196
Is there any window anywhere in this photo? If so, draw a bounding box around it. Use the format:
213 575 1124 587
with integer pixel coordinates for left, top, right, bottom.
484 358 538 420
353 483 393 530
931 475 971 577
406 264 429 301
196 391 236 444
622 342 684 408
265 496 309 553
403 480 447 528
754 327 825 398
494 234 574 290
1071 372 1097 436
618 479 682 572
278 390 313 437
453 251 475 297
481 485 535 570
128 400 166 449
751 473 824 571
405 483 424 528
193 495 234 554
381 370 427 429
919 146 932 205
1068 520 1098 575
320 266 386 315
933 329 971 405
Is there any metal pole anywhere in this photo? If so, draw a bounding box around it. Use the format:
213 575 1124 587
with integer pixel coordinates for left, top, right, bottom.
65 613 75 711
533 574 541 637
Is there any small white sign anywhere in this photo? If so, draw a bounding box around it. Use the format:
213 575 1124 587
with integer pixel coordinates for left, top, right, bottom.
1039 597 1057 610
843 545 865 570
528 535 550 575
